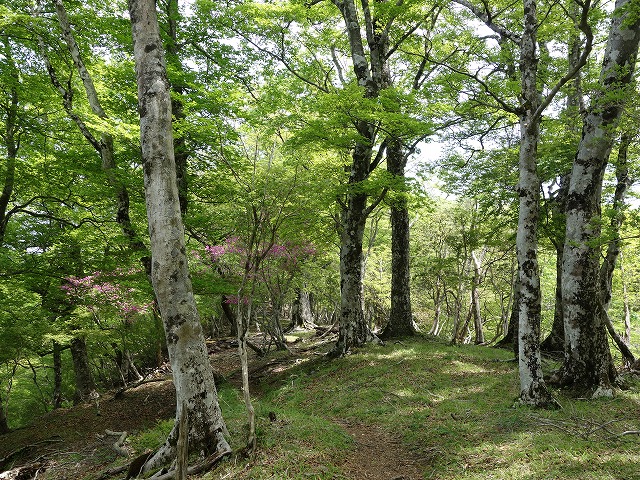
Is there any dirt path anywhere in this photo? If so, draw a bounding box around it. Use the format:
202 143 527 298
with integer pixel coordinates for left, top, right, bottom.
0 335 429 479
337 420 428 480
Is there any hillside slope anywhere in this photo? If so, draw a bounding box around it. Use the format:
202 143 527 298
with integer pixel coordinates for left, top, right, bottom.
1 334 640 479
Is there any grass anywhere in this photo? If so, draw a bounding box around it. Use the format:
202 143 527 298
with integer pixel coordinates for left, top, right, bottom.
127 336 640 479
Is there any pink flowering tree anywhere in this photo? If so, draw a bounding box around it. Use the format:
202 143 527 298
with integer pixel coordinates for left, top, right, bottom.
62 268 154 386
202 236 317 349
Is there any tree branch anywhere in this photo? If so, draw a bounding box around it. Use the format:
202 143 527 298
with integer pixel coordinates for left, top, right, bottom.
452 0 521 44
531 0 593 123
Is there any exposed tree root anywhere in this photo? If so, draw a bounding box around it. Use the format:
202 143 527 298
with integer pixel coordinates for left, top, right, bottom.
147 449 231 480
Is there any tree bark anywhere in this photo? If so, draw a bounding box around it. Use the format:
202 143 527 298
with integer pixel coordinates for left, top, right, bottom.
221 296 238 336
429 284 443 336
70 336 96 405
560 0 640 396
382 139 416 339
52 341 63 408
542 19 586 354
470 250 484 344
291 289 315 329
330 189 372 356
128 0 230 470
515 0 556 407
327 0 384 357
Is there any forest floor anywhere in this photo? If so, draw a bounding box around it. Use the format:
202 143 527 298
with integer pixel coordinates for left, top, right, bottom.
1 331 640 479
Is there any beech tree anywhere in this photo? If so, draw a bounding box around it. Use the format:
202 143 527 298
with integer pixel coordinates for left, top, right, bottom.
448 0 594 407
558 0 640 396
128 0 230 471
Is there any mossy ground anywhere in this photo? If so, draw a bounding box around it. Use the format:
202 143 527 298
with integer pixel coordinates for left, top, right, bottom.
2 334 640 479
204 335 640 479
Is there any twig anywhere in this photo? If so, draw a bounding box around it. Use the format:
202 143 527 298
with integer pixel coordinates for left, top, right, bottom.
0 438 63 470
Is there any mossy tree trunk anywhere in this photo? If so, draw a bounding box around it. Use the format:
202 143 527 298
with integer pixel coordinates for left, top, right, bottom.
128 0 230 471
560 0 640 396
382 139 416 339
70 336 96 405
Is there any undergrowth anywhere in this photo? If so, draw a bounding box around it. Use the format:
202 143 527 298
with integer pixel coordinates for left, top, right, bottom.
129 336 640 479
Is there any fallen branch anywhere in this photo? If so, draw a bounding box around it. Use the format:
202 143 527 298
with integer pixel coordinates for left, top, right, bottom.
95 464 128 480
246 339 265 357
104 430 128 456
317 320 339 339
529 414 640 441
0 438 62 471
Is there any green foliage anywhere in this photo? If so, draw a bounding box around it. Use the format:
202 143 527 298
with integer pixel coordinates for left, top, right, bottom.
129 419 175 453
202 338 640 479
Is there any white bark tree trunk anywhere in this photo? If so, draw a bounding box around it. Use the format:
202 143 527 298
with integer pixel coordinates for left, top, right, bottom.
128 0 230 470
470 250 485 344
516 0 557 408
560 0 640 396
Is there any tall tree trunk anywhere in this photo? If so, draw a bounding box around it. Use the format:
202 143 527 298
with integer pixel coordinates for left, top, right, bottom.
516 0 556 407
128 0 230 471
331 190 372 356
70 336 96 405
0 41 18 246
598 133 636 366
382 139 416 339
52 340 63 408
291 289 315 329
560 0 640 396
327 0 385 357
429 284 443 336
470 250 484 344
221 296 238 336
541 19 585 353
